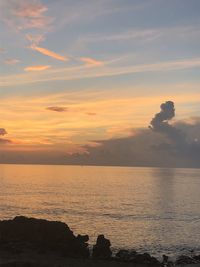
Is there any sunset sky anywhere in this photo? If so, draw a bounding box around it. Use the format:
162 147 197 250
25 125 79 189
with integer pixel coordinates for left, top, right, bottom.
0 0 200 166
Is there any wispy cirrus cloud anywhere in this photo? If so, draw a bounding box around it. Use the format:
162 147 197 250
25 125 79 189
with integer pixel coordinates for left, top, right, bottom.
1 56 200 86
14 1 47 18
0 48 6 54
1 0 53 30
24 65 51 71
80 57 104 67
75 25 200 53
26 34 45 46
4 59 20 65
80 29 161 45
31 45 68 61
46 106 68 112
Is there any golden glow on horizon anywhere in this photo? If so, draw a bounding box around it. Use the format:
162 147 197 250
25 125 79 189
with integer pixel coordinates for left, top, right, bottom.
1 86 200 153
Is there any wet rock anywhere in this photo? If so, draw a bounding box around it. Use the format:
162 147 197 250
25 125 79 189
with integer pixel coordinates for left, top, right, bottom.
162 255 175 266
115 249 160 265
115 249 137 262
115 249 130 262
0 216 89 258
133 252 161 265
76 234 89 243
92 234 112 259
193 254 200 262
162 254 169 264
175 255 197 265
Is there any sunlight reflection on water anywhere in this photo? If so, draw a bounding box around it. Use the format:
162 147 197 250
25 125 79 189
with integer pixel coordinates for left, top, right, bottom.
0 164 200 257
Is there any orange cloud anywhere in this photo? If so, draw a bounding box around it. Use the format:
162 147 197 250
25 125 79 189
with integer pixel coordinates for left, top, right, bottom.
80 57 104 67
24 65 51 72
31 45 68 61
86 112 97 116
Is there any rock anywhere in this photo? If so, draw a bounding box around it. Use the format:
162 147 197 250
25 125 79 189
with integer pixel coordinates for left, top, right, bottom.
162 254 169 263
92 234 112 259
115 249 130 262
0 216 89 258
175 255 197 265
129 252 160 265
115 249 137 262
76 234 89 243
193 255 200 262
115 249 160 265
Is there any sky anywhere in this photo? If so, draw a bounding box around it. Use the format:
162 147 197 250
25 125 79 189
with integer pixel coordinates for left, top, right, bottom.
0 0 200 167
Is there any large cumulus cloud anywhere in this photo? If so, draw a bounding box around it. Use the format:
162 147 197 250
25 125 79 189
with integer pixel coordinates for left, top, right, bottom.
65 101 200 168
149 101 185 143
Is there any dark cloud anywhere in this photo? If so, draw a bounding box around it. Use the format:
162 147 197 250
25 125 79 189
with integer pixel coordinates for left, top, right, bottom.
149 101 200 161
149 101 185 143
46 106 68 112
0 128 7 135
0 128 12 145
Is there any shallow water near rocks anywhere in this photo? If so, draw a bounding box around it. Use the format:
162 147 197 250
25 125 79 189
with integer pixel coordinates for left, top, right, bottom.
0 164 200 258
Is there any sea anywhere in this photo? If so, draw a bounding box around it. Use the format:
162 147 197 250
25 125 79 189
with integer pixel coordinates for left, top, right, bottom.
0 164 200 258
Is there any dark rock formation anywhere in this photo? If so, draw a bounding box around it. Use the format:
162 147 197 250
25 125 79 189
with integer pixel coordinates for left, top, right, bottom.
115 249 161 265
92 234 112 259
0 216 89 258
115 249 137 262
132 252 161 265
175 255 197 265
193 254 200 261
162 254 169 265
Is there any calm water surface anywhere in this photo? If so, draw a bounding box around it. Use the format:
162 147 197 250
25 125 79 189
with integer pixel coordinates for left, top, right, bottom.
0 164 200 257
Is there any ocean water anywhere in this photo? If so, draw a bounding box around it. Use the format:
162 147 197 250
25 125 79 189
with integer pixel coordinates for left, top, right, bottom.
0 164 200 257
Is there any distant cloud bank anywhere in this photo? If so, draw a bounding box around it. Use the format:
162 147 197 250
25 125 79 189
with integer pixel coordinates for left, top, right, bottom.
64 101 200 168
0 101 200 168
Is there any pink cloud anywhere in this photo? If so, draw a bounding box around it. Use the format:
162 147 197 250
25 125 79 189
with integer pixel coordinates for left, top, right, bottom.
0 48 6 54
80 57 104 67
2 0 53 30
26 34 45 46
14 2 48 18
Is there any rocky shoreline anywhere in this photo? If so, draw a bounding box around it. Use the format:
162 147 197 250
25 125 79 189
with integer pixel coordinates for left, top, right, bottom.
0 216 200 267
